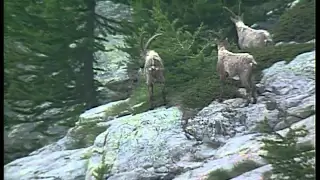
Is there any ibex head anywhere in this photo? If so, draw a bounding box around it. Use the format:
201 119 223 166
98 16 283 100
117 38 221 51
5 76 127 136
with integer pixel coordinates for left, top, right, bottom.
223 0 244 24
139 32 163 58
138 32 163 68
208 29 229 51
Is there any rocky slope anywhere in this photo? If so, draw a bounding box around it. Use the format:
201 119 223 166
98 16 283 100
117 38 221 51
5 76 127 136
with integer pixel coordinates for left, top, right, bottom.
4 50 315 180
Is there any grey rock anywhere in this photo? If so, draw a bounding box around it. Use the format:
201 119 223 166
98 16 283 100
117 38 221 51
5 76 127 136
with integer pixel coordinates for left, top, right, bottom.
85 107 196 179
4 50 315 180
107 168 161 180
4 148 90 180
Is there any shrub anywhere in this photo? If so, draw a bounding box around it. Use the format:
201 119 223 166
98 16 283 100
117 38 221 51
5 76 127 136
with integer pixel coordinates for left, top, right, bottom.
272 0 315 43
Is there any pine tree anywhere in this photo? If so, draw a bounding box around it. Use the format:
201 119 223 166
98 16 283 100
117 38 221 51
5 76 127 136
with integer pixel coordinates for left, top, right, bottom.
4 0 121 127
4 0 121 165
258 119 315 180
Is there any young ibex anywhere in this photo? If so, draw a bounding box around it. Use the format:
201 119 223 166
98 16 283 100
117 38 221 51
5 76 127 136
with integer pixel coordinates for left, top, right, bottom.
139 32 167 109
213 32 258 106
223 1 273 49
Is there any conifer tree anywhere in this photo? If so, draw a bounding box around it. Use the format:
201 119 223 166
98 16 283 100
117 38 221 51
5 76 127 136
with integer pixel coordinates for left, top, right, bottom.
4 0 119 126
258 118 315 180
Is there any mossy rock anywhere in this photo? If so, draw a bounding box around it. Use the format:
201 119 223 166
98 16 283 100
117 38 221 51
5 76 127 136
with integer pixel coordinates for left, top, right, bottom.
272 0 315 43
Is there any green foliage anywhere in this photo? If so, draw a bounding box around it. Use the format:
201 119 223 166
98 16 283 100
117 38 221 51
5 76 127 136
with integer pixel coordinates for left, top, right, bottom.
115 0 305 110
4 0 122 125
254 117 274 133
92 151 113 180
259 120 315 180
206 160 262 180
179 76 241 109
4 0 122 165
272 0 315 43
5 0 85 127
117 0 239 109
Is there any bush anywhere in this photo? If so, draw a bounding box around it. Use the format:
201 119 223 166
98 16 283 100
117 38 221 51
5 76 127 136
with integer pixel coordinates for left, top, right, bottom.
272 0 315 43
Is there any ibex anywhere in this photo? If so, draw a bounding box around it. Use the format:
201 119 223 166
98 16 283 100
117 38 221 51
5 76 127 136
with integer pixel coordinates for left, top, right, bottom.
211 31 258 106
139 32 167 110
223 1 273 49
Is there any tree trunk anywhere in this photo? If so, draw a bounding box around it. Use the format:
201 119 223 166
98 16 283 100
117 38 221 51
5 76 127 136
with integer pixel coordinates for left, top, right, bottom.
83 0 98 110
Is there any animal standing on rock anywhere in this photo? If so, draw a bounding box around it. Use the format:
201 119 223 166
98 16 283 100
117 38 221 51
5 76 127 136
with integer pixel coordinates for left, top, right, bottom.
139 32 167 110
213 32 258 106
223 1 273 49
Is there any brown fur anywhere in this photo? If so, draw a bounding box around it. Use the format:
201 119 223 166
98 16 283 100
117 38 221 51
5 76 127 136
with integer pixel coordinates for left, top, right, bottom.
223 2 273 49
216 39 257 106
139 32 166 109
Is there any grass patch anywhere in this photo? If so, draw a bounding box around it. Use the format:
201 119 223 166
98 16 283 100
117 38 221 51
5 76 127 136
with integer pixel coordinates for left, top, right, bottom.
206 160 262 180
